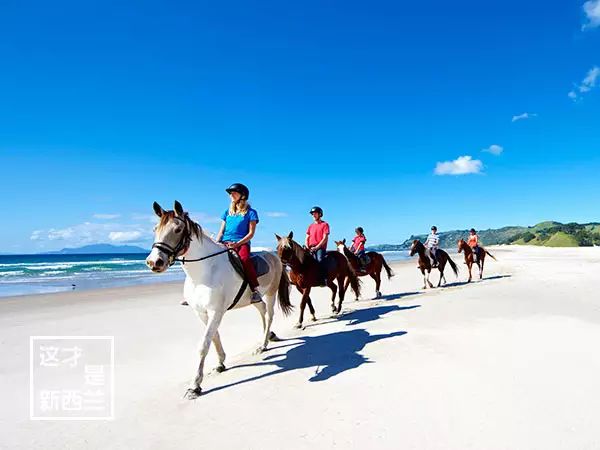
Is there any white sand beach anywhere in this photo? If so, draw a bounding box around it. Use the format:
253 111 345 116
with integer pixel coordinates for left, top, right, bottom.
1 246 600 449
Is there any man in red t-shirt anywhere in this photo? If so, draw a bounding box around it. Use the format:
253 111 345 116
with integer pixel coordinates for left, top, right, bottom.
306 206 330 263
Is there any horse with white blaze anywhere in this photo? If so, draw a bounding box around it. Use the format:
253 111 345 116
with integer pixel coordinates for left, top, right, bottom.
146 201 293 399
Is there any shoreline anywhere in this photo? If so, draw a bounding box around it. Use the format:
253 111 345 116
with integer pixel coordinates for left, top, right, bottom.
0 255 415 303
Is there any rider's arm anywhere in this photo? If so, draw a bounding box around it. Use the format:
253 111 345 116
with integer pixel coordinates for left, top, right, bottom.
355 239 364 253
234 221 257 247
215 220 226 242
316 233 329 250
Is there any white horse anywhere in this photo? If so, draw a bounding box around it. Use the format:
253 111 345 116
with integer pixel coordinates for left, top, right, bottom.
146 201 293 399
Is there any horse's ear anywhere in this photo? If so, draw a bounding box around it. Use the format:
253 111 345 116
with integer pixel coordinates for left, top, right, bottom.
343 238 346 245
173 200 184 216
288 231 294 240
275 233 281 242
153 202 165 217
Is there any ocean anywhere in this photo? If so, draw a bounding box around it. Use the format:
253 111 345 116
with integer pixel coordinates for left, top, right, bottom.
0 250 411 298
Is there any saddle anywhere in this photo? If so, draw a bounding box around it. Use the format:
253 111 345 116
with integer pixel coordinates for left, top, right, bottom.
226 251 270 310
227 251 270 280
358 254 371 270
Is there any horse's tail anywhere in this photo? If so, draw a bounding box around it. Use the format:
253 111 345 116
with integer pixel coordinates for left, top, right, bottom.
485 250 497 261
277 269 293 316
380 255 395 279
446 254 460 278
346 265 362 299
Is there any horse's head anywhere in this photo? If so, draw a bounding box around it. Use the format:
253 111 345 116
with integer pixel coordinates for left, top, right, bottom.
275 231 303 265
409 239 422 257
335 239 347 253
457 239 467 253
146 200 200 273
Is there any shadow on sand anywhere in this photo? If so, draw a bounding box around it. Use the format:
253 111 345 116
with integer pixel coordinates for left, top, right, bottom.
202 328 407 397
441 274 512 288
338 304 421 326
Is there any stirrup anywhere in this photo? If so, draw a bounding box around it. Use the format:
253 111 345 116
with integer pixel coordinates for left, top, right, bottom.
250 291 263 304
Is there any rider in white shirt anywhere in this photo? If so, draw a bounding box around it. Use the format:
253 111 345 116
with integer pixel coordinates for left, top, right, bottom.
424 226 440 268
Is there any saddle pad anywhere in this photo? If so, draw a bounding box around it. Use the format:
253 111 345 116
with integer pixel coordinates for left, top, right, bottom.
251 254 270 278
227 250 270 280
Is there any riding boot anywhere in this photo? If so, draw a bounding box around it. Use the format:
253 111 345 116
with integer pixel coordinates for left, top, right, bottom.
250 290 264 304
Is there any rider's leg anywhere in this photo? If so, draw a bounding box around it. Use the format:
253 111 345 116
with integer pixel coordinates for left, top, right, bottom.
314 249 327 285
431 248 439 267
236 243 262 303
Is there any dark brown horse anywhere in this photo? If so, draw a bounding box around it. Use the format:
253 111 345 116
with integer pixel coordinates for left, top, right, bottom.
276 232 361 328
410 240 459 289
457 239 497 282
335 239 394 300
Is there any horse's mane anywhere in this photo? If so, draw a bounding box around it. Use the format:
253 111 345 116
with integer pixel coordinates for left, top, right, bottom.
413 239 425 252
158 211 203 242
341 243 358 261
278 236 306 264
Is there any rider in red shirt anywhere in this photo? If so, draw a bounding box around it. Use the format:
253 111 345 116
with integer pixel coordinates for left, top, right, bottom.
468 228 480 262
306 206 330 263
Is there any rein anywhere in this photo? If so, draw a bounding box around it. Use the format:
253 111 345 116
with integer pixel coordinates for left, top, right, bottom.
152 216 228 266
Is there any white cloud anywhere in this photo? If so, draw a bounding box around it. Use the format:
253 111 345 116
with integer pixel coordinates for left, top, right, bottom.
93 213 121 220
569 66 600 101
48 227 76 240
30 222 151 247
109 231 143 242
30 230 43 241
434 156 483 176
511 112 537 122
482 144 504 156
583 0 600 30
265 212 288 218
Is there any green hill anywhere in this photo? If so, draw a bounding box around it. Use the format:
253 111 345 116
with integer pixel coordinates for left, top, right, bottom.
367 221 600 251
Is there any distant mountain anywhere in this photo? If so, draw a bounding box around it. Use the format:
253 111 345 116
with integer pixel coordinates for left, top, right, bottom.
367 221 600 251
43 244 148 254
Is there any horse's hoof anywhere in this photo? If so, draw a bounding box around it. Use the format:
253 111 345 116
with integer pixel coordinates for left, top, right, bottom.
184 387 202 400
355 297 360 302
294 323 302 329
269 331 281 342
215 364 226 373
311 316 317 322
253 347 266 355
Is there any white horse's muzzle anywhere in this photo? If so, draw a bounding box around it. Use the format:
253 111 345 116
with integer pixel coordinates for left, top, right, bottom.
146 248 169 273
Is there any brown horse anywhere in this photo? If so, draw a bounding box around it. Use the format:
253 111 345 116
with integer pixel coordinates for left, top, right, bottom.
335 239 394 300
457 239 497 282
276 232 361 328
410 240 459 289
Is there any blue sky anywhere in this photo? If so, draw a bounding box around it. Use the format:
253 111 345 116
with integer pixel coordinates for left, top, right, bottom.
1 0 599 253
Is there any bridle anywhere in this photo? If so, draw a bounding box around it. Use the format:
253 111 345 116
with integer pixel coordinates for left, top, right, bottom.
152 215 228 266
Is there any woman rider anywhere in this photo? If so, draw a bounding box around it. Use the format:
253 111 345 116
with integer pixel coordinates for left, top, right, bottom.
351 227 367 266
468 228 481 263
215 183 263 304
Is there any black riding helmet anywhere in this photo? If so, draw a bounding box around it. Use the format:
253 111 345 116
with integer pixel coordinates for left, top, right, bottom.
309 206 323 216
470 228 477 233
226 183 250 200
